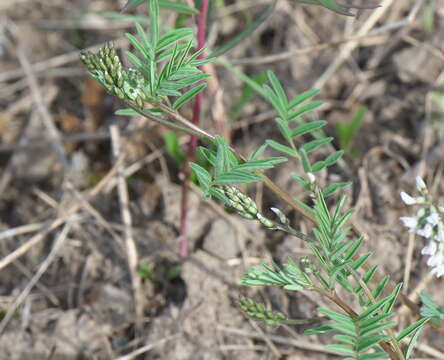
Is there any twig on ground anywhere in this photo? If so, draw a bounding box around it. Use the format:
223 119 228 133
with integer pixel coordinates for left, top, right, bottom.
115 334 180 360
17 45 69 169
110 124 143 330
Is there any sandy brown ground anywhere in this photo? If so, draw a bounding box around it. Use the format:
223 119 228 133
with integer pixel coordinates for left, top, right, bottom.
0 0 444 359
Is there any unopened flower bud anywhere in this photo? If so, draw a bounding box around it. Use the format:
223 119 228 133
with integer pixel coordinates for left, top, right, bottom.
307 172 316 184
400 192 416 205
416 176 427 192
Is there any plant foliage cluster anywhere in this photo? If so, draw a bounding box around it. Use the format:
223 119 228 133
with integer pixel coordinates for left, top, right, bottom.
80 1 442 359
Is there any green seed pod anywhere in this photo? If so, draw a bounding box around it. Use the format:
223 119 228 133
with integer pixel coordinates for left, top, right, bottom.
135 96 143 108
115 88 126 100
104 72 114 87
98 59 108 72
257 213 274 228
275 312 286 321
265 319 277 326
238 212 255 220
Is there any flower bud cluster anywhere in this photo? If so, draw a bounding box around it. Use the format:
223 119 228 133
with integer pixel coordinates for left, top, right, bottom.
80 43 146 107
222 186 275 228
237 297 286 326
400 176 444 277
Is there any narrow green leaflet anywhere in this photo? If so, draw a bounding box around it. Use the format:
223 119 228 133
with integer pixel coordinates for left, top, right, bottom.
287 88 320 110
301 137 333 153
233 157 288 171
214 170 262 185
115 108 140 116
122 0 198 13
276 118 293 142
266 140 298 157
189 163 212 191
249 143 268 160
172 83 207 109
156 28 193 52
322 182 352 197
267 71 288 109
288 101 324 121
159 0 198 14
292 120 327 138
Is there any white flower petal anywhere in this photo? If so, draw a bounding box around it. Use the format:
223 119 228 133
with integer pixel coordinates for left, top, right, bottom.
422 241 437 255
307 172 316 184
431 264 444 278
417 224 433 238
427 252 443 267
416 176 427 192
400 217 418 229
400 192 417 205
426 213 441 226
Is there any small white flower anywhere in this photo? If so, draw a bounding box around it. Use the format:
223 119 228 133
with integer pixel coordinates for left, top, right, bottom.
416 176 427 192
400 192 417 205
416 224 433 238
421 241 437 255
437 226 444 242
426 213 441 226
431 265 444 278
307 172 316 184
400 217 418 230
427 252 443 267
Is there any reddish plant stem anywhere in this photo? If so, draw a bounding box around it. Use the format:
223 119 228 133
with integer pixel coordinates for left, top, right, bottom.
179 0 209 258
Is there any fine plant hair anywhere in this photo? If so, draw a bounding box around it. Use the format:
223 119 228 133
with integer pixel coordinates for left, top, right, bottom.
80 1 442 359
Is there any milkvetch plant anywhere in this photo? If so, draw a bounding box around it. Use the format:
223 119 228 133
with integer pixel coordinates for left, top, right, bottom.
80 1 438 359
